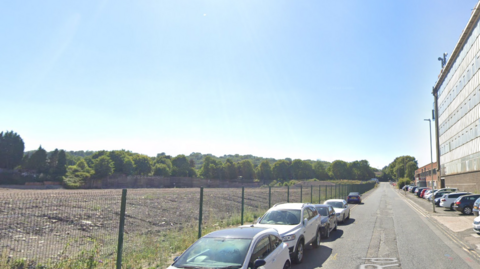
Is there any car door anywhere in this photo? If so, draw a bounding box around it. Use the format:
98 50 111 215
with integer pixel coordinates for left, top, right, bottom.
328 206 335 229
304 207 316 241
268 235 286 269
248 236 273 269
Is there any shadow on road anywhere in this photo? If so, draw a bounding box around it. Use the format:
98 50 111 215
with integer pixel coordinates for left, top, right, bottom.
294 245 332 268
341 218 356 225
323 229 344 242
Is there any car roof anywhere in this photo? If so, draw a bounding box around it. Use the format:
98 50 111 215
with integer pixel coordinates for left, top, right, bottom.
313 204 331 208
204 227 272 239
325 199 345 202
348 192 360 195
460 194 480 198
271 203 308 210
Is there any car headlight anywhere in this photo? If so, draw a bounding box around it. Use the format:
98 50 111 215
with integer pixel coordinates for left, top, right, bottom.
282 234 296 242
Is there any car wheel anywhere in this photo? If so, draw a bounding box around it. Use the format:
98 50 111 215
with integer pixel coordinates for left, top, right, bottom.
325 225 330 238
450 203 454 210
292 240 304 264
333 220 337 231
341 214 345 224
312 229 321 248
283 260 291 269
463 206 472 215
347 211 350 220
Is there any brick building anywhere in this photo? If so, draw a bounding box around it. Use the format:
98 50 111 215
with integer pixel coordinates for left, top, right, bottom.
414 163 438 187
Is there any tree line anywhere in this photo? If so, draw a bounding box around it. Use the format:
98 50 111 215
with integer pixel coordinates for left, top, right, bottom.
0 131 380 188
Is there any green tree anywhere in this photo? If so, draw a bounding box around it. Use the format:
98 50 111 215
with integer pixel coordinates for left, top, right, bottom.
257 160 273 183
199 156 216 179
224 159 237 180
93 155 114 178
171 155 191 177
26 146 48 173
290 159 314 180
55 150 67 177
48 149 59 174
153 163 170 176
123 156 135 176
108 150 128 174
327 160 350 179
133 155 152 176
313 161 328 180
272 160 291 181
240 160 255 180
0 131 25 169
64 159 94 188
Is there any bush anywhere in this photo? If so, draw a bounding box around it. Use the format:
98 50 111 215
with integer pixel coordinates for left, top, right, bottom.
397 178 411 189
268 180 278 187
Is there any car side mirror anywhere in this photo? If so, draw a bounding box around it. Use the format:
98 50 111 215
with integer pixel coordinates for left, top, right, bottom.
303 218 308 226
253 259 266 269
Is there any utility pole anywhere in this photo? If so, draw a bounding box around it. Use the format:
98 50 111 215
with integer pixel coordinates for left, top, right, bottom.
425 119 435 213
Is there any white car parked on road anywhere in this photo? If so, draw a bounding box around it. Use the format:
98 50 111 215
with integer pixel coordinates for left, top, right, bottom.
324 199 350 223
439 192 471 210
168 227 291 269
249 203 321 264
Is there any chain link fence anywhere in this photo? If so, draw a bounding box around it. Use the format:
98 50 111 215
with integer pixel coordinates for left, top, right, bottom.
0 182 376 268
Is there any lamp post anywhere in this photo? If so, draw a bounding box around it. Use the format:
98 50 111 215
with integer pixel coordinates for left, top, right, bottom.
425 119 435 213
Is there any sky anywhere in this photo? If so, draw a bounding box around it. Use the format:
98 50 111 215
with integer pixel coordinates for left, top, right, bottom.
1 0 479 169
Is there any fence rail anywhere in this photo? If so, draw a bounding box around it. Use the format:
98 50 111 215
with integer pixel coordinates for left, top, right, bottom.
0 182 376 268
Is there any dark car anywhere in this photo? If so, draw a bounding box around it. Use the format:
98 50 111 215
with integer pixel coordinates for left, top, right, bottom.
453 194 480 214
410 186 418 193
314 204 337 238
347 192 361 204
415 187 428 197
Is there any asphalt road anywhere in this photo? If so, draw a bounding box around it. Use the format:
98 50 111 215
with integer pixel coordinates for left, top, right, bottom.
294 182 480 269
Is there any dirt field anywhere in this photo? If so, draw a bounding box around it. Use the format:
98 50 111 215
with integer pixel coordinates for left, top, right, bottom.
0 184 355 267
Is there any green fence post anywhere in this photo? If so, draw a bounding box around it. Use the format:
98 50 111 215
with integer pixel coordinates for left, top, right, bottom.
198 187 203 239
269 187 271 208
311 186 313 203
116 189 127 269
300 185 303 203
319 186 321 203
287 186 290 202
241 187 245 225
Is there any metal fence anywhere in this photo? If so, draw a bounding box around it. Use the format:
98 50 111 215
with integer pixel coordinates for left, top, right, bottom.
0 182 376 268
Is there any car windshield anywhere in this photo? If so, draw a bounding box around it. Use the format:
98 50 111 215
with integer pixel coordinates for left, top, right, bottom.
349 192 360 196
326 201 344 208
316 207 329 216
259 210 301 225
173 237 251 268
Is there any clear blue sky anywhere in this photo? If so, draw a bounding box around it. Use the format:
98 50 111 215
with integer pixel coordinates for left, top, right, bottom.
1 0 478 169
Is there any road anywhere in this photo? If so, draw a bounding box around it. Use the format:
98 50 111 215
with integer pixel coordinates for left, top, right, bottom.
294 182 480 269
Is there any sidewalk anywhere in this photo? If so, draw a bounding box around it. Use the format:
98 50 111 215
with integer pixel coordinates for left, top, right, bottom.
396 188 480 257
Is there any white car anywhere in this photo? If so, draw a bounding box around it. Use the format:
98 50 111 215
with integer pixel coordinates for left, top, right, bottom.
439 192 471 210
168 227 291 269
474 216 480 234
324 199 350 223
250 203 321 264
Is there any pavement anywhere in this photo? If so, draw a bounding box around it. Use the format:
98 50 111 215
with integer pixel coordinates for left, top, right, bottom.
294 182 480 269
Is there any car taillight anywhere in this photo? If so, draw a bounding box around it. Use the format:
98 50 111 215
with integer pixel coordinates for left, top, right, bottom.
441 199 446 201
456 201 461 205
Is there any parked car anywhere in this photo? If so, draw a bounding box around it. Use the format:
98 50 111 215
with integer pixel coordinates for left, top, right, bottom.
439 192 471 210
346 192 362 204
434 197 442 206
168 227 291 269
428 191 452 202
410 186 418 193
313 204 337 238
415 187 428 197
251 203 321 264
324 199 350 223
437 188 458 192
474 216 480 234
473 198 480 216
419 188 431 198
423 189 437 200
453 194 480 214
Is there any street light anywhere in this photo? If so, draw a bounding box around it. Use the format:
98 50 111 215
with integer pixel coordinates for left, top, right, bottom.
425 119 435 213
